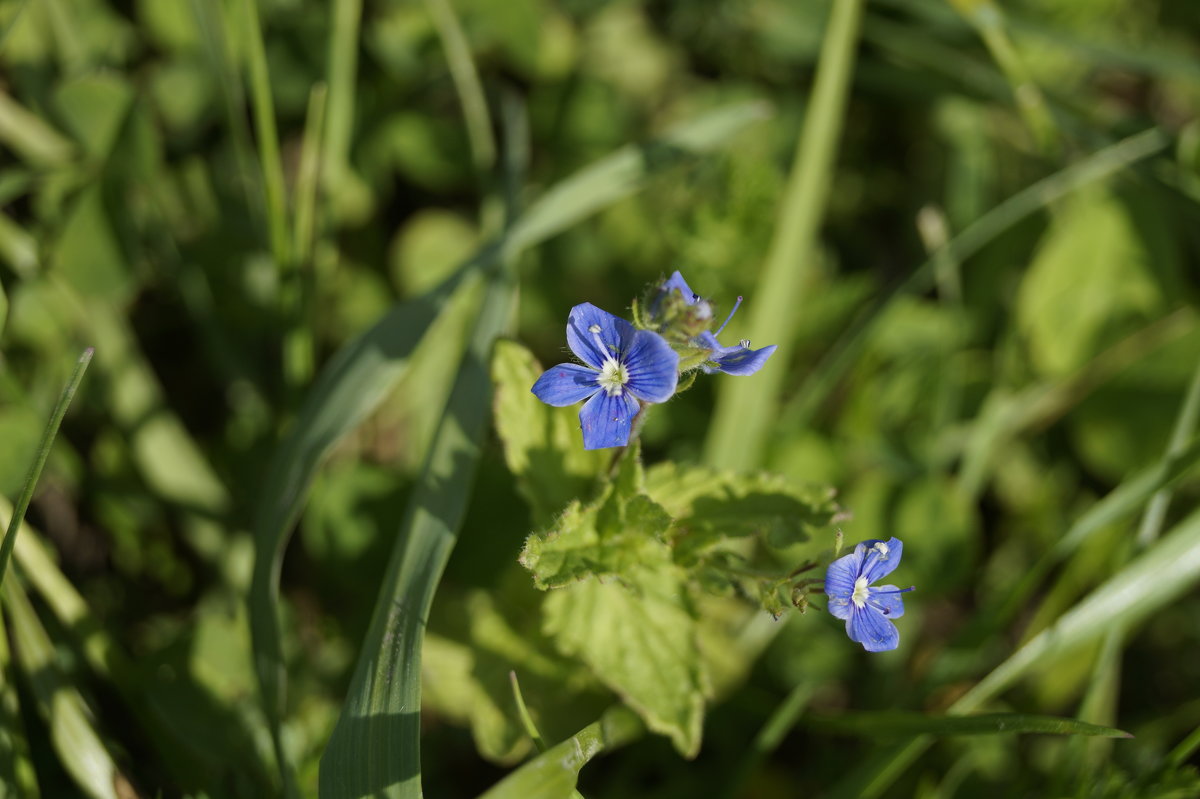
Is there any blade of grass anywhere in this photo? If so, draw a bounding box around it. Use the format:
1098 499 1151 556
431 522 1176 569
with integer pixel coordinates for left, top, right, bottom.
0 602 38 799
777 127 1168 433
321 0 365 220
476 707 644 799
0 347 92 590
501 101 770 257
424 0 496 177
704 0 865 470
238 0 290 268
0 91 76 167
2 578 136 799
189 0 258 215
250 101 768 789
945 0 1058 151
834 505 1200 798
285 82 328 389
808 711 1131 738
720 681 813 799
1137 355 1200 546
318 263 516 799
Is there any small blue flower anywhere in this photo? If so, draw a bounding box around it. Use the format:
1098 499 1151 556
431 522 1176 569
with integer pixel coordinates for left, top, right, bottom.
532 302 679 449
659 271 777 375
824 537 913 652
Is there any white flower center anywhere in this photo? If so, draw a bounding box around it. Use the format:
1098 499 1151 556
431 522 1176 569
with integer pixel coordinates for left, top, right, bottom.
597 359 629 396
851 576 870 609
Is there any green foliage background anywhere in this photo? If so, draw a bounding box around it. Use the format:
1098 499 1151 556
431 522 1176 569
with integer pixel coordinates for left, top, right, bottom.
1 0 1200 797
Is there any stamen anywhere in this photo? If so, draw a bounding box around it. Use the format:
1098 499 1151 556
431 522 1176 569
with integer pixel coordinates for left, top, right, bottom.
715 296 743 336
588 325 615 364
739 339 751 349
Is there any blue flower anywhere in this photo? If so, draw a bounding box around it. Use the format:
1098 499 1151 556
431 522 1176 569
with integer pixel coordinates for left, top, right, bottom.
532 303 679 449
824 537 913 652
659 271 777 375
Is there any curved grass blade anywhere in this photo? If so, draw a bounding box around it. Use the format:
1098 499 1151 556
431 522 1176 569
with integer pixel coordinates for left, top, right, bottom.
318 266 515 798
476 707 644 799
250 101 769 789
0 347 92 590
807 711 1130 739
704 0 865 470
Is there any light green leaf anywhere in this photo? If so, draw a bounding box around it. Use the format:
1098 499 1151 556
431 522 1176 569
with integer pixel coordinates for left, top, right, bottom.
476 706 644 799
1017 189 1166 376
544 566 708 757
521 495 673 589
645 462 838 552
491 339 606 524
52 73 134 159
808 711 1132 739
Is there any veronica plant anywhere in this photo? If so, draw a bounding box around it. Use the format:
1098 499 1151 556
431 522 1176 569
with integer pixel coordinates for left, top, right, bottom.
641 270 778 376
531 303 679 449
824 536 915 652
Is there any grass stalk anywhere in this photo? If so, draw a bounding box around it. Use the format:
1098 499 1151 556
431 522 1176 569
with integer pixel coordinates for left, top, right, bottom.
704 0 865 470
0 348 92 590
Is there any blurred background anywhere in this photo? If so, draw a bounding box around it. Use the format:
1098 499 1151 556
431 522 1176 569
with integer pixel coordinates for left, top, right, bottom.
1 0 1199 796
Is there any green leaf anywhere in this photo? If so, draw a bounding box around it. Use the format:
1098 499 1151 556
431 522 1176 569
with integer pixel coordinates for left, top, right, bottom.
521 448 673 589
476 706 644 799
543 566 708 757
491 339 606 524
808 711 1132 739
52 74 134 159
645 462 838 552
1017 189 1167 376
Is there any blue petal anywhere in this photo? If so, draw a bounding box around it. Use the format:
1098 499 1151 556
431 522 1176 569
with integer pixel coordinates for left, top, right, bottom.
860 537 904 584
869 585 906 619
623 330 679 403
566 303 635 370
712 343 777 376
824 549 863 616
846 606 900 652
578 389 640 449
531 363 599 407
662 271 698 303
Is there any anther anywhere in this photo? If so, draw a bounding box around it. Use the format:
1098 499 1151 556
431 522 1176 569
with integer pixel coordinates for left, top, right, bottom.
739 339 751 348
715 296 743 337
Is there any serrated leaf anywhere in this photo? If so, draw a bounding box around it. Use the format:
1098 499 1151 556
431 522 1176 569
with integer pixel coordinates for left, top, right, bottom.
521 446 673 589
543 568 707 757
645 462 838 553
491 340 606 524
808 711 1132 739
520 498 672 589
